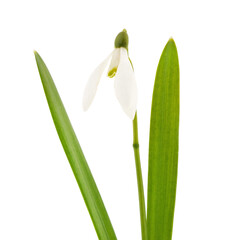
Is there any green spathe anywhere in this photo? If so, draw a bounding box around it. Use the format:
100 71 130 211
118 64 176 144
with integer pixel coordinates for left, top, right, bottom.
147 38 180 240
114 29 129 50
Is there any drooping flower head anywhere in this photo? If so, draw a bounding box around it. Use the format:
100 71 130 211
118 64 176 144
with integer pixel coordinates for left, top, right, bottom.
82 29 137 120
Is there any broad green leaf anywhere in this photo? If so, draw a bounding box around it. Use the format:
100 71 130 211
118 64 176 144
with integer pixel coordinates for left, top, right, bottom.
34 52 117 240
147 39 179 240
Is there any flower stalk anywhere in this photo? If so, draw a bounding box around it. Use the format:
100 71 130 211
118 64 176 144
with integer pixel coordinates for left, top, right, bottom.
133 113 147 240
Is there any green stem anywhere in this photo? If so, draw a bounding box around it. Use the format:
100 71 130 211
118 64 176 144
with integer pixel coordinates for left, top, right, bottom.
132 112 147 240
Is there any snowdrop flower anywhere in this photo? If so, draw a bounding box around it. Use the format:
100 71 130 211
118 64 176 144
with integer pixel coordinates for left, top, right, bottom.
82 29 137 120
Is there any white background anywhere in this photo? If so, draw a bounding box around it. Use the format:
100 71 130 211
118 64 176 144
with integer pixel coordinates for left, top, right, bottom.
0 0 228 239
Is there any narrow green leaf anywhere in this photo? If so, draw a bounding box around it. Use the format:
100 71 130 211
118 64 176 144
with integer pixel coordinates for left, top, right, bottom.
147 39 179 240
34 51 117 240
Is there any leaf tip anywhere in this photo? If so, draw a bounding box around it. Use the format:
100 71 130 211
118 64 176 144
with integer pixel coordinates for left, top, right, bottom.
168 37 175 42
167 37 177 47
33 50 38 56
33 51 43 68
34 50 39 63
164 38 178 62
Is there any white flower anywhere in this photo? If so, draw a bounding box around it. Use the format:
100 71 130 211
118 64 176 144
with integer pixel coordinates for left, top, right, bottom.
82 30 137 120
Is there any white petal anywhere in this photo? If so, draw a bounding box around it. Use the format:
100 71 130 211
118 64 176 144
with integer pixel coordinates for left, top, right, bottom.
114 47 137 119
107 48 121 77
82 52 113 111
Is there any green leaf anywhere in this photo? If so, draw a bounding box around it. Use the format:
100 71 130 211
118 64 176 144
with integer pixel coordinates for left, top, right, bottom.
147 39 180 240
34 51 117 240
